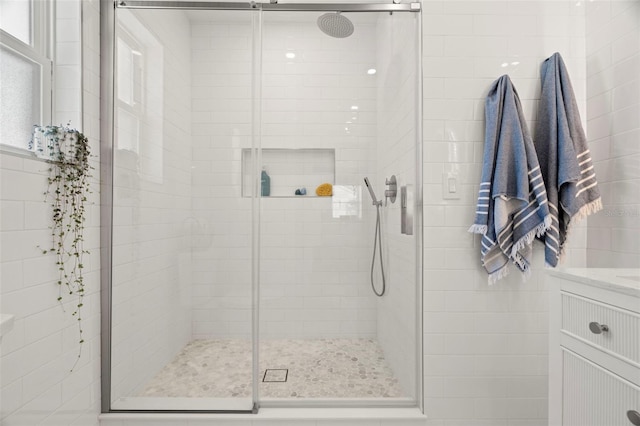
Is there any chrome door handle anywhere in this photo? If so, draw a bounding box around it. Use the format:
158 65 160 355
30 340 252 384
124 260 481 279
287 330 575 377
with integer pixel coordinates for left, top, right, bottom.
628 410 640 425
589 321 609 334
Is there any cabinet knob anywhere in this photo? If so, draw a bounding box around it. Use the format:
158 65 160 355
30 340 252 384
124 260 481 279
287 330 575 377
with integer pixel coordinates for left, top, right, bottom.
589 321 609 334
628 410 640 426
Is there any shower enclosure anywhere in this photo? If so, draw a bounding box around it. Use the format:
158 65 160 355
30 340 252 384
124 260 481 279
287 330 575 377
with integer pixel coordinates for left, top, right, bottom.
101 0 422 414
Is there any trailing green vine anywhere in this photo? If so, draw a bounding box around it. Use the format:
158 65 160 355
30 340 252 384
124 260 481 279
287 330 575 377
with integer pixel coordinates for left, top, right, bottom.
33 124 92 370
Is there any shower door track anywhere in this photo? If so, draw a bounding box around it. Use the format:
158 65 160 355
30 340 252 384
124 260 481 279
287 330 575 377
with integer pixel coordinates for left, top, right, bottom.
116 1 421 12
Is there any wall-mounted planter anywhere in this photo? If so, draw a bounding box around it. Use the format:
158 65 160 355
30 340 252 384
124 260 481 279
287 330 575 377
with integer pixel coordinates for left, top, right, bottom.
31 125 86 164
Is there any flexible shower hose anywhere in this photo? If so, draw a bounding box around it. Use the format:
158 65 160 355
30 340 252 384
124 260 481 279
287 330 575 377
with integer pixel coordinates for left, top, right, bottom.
370 203 386 297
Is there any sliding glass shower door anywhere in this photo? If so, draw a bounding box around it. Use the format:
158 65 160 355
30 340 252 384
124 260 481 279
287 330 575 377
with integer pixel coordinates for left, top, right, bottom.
102 0 421 414
107 5 259 412
257 9 420 403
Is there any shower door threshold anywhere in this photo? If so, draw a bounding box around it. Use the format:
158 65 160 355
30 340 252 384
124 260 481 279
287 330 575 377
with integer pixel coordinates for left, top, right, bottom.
110 397 255 413
99 407 427 424
260 396 417 408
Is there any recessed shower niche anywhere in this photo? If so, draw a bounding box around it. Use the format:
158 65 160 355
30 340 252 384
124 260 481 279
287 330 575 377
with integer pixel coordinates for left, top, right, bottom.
242 148 335 197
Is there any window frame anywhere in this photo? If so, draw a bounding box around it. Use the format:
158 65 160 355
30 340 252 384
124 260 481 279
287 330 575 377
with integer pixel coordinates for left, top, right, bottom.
0 0 53 152
116 27 145 154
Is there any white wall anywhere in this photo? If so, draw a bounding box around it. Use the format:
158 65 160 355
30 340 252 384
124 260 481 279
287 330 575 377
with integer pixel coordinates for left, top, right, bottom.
374 11 420 398
0 1 101 424
421 1 586 423
259 17 379 339
109 8 193 401
585 0 640 268
190 15 380 340
189 16 255 340
54 0 82 127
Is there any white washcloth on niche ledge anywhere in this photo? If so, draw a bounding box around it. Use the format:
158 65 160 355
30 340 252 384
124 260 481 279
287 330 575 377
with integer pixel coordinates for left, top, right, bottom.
469 74 551 285
534 52 602 268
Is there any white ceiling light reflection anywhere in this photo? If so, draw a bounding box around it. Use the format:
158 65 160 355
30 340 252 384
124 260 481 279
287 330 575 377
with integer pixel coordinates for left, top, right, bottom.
367 68 377 75
285 52 296 59
501 61 521 68
351 105 359 110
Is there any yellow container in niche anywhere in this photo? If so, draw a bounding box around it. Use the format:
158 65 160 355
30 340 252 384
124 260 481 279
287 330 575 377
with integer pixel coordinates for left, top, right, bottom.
315 183 333 196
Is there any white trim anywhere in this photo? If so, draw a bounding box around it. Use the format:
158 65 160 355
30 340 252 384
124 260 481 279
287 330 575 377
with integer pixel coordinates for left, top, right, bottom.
100 407 427 421
0 0 53 148
111 397 254 412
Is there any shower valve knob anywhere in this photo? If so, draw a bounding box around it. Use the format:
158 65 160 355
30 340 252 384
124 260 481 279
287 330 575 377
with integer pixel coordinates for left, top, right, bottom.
385 175 397 204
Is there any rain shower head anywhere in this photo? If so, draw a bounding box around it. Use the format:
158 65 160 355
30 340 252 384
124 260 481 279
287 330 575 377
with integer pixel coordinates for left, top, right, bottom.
317 12 354 38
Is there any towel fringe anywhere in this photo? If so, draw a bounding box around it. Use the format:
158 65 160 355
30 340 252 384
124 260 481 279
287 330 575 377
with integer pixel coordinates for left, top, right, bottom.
488 265 509 285
468 224 488 234
509 214 552 260
555 198 602 265
572 197 603 224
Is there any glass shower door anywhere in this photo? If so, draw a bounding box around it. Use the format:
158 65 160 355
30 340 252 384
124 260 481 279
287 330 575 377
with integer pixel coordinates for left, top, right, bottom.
104 0 421 413
257 8 420 404
108 4 259 412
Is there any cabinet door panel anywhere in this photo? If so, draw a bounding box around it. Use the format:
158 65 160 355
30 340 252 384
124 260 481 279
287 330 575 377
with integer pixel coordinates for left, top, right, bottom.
563 349 640 426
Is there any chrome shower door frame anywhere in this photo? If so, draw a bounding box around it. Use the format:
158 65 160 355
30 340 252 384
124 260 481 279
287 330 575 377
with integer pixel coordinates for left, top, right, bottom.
100 0 423 414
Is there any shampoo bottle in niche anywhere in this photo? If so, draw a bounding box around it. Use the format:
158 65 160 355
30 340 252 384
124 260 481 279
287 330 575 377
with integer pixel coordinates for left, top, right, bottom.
261 167 270 196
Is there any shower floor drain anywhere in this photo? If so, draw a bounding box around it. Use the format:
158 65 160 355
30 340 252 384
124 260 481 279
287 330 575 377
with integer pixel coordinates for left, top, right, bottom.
263 369 288 383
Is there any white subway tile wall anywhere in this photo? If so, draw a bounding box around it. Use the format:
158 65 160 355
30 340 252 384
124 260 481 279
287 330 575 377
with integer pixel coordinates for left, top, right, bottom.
54 0 82 128
0 1 101 424
189 16 255 341
190 14 380 341
422 0 587 424
586 0 640 267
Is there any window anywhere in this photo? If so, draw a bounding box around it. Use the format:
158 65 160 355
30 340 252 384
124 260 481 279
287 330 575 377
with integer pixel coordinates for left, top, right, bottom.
0 0 52 150
116 32 143 154
116 11 164 183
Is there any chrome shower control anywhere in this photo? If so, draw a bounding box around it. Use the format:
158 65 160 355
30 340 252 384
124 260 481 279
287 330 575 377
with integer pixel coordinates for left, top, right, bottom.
400 184 413 235
385 175 397 204
589 321 609 334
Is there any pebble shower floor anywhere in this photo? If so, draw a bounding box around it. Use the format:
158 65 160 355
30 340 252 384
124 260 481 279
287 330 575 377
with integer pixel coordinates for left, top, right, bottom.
139 338 405 398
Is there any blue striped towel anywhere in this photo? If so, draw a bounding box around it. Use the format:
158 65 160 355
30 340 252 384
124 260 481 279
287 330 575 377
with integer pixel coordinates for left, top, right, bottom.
470 75 552 284
534 52 602 267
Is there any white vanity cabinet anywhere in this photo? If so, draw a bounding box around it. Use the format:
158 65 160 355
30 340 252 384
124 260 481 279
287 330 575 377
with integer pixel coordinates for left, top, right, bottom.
549 269 640 426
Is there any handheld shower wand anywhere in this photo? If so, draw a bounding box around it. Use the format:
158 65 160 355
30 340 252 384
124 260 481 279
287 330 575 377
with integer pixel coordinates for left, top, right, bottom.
364 177 382 206
363 177 385 296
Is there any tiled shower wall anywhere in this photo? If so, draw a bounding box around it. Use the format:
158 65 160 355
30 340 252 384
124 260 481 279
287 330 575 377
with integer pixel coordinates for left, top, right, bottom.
109 9 192 401
0 1 101 424
585 0 640 268
190 16 380 340
421 1 587 423
260 18 379 339
189 16 255 340
375 12 420 399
